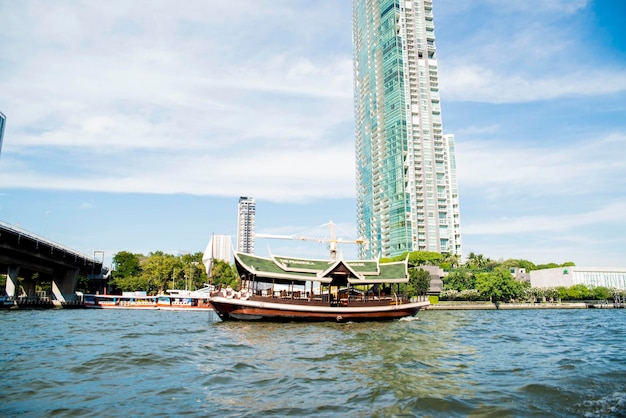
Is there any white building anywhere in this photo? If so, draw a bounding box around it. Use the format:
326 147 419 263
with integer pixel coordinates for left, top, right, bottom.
530 267 626 289
353 0 461 259
202 234 232 277
237 197 255 254
211 234 232 262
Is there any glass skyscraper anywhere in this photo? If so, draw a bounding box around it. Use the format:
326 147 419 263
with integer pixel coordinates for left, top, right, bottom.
0 112 6 157
353 0 461 259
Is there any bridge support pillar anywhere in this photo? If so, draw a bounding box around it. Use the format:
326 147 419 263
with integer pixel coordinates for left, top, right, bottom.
5 265 20 298
22 276 37 299
52 268 79 302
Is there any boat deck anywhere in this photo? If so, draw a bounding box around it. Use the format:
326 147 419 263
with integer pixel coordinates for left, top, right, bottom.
247 292 410 307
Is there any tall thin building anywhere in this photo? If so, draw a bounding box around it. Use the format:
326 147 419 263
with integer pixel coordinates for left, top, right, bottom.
0 112 6 157
353 0 461 259
237 197 256 254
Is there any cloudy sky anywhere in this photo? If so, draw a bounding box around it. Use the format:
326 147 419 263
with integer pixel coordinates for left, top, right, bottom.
1 0 625 268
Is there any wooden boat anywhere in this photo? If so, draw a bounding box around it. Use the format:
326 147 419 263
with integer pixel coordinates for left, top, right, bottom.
83 292 158 309
209 251 429 322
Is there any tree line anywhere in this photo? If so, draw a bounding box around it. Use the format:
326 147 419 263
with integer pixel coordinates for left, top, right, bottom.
103 249 624 302
383 250 626 303
109 251 238 294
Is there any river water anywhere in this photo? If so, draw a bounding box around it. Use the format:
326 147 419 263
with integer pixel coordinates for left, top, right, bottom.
1 309 624 417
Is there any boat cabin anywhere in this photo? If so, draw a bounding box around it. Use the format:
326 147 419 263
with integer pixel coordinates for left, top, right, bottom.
233 251 412 306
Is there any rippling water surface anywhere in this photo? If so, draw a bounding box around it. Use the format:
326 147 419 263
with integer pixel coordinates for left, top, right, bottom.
1 309 625 417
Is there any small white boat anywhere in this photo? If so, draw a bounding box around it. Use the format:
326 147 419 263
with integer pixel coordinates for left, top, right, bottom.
156 286 215 311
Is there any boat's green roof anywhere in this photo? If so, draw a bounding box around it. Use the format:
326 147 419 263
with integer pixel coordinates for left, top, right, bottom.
234 251 408 285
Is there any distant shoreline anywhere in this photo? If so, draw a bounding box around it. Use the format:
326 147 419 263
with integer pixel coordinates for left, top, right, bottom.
426 302 623 310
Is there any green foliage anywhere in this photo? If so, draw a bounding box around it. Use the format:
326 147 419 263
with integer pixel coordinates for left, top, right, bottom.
464 252 488 269
111 275 155 293
459 289 482 301
556 286 568 300
109 250 222 293
565 284 590 300
440 289 459 301
500 258 537 271
141 251 183 292
475 267 526 303
443 268 475 291
591 286 612 301
536 261 576 270
408 268 431 296
381 251 445 267
112 251 142 279
210 260 239 289
409 251 444 267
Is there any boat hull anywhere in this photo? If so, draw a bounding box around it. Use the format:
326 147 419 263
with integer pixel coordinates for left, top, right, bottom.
210 297 429 322
84 301 158 309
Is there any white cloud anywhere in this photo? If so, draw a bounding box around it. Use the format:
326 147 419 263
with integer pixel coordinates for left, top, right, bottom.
441 67 626 103
437 0 626 103
0 1 356 202
456 132 626 200
463 200 626 235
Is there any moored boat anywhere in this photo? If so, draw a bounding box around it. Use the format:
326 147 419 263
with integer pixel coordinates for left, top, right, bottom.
83 292 158 309
209 251 429 322
156 286 215 310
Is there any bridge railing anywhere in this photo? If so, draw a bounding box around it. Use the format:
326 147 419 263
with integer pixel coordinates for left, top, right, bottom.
0 220 100 264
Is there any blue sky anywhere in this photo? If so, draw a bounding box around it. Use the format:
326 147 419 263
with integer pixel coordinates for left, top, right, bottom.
1 0 625 268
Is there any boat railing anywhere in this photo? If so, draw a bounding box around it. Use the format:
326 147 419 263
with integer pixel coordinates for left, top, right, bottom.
250 290 411 305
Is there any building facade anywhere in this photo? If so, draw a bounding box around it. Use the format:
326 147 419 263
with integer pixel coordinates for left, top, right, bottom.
0 112 6 157
353 0 461 259
205 234 232 263
531 267 626 290
236 197 256 254
213 234 232 262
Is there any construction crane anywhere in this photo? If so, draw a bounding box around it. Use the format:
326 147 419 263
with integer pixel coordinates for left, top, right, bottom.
255 221 368 260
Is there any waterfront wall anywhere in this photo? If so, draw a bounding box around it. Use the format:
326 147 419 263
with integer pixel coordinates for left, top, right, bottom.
427 302 588 310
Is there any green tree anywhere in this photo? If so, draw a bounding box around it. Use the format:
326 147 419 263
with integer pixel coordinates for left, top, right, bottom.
591 286 612 301
475 267 526 305
381 251 444 266
465 252 493 270
211 260 239 289
141 251 183 293
444 253 461 269
408 251 444 267
180 252 206 290
443 268 475 291
565 284 590 300
408 268 431 296
112 251 142 279
501 258 537 272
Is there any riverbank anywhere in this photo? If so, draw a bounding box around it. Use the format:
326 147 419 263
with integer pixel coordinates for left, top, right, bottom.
426 301 624 310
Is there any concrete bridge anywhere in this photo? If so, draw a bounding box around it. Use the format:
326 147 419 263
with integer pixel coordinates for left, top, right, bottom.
0 220 103 304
